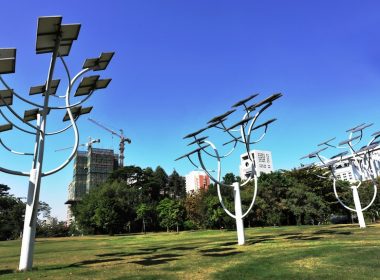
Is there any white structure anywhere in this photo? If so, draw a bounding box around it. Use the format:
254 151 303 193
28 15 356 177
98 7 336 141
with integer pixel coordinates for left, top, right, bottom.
240 150 273 180
185 170 210 193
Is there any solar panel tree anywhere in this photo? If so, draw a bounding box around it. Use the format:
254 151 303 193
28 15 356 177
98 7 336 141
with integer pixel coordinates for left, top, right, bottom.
176 93 282 245
300 123 380 228
0 16 114 271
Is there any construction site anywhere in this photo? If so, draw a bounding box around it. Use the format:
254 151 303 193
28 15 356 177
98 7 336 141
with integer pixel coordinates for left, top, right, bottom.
65 119 131 223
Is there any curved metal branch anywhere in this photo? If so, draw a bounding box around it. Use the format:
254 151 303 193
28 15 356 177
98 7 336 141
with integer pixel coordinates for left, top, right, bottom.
0 88 41 132
0 75 45 109
197 141 232 189
198 140 236 219
45 116 79 136
42 67 82 177
333 179 356 212
0 138 33 156
0 109 36 135
0 68 93 111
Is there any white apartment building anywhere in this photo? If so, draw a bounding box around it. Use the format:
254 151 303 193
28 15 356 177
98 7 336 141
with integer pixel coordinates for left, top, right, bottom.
239 150 273 180
185 170 210 193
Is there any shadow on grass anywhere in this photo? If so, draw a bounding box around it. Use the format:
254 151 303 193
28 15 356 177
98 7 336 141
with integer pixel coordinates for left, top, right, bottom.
284 235 322 241
170 246 197 251
138 247 165 252
220 241 237 246
129 253 181 266
203 251 243 257
96 251 150 258
0 269 14 275
46 258 124 270
246 235 275 245
200 246 242 257
200 247 234 253
313 230 352 235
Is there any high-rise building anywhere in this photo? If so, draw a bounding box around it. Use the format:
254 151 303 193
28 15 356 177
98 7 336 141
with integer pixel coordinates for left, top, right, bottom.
185 170 210 193
239 150 273 180
66 147 119 223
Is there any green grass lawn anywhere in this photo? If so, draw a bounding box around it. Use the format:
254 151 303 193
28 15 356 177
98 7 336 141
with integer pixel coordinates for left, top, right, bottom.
1 224 380 279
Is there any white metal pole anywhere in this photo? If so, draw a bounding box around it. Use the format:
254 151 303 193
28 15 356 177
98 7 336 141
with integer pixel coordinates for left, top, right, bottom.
18 34 60 271
19 115 41 271
233 182 245 245
352 186 366 228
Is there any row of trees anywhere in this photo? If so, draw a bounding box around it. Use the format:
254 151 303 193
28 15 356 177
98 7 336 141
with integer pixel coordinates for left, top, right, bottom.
72 165 380 235
0 184 69 240
2 165 379 239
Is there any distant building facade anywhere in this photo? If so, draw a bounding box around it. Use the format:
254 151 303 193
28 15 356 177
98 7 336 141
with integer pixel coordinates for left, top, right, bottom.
325 149 380 183
239 150 273 180
66 148 119 223
185 171 210 193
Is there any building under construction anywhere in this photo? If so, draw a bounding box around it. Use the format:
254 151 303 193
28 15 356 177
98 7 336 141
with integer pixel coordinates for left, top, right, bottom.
66 147 119 222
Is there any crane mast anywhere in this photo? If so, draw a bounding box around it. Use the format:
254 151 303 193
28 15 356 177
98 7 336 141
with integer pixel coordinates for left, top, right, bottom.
88 118 131 167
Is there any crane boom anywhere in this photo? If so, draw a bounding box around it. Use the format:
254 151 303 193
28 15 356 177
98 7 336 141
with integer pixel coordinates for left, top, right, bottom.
88 118 131 167
88 118 122 138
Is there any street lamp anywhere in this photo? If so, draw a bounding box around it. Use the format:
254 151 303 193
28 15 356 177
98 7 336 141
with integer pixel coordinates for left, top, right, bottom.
176 93 282 245
300 123 380 228
0 15 114 271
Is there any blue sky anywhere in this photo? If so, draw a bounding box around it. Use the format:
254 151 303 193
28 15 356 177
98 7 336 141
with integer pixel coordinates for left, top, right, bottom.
1 0 380 220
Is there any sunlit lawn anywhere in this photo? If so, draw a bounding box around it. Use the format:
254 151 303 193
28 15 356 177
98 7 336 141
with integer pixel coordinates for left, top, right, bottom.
1 224 380 279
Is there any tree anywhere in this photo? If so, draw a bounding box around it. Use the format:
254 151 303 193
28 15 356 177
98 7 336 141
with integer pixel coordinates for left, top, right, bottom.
168 170 186 198
223 173 237 185
154 166 169 197
136 203 154 233
38 201 52 220
184 190 208 229
0 184 10 196
0 185 25 240
157 198 184 232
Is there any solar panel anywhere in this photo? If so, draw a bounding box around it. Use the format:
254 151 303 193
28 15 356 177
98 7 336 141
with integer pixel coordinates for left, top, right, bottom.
183 127 209 139
251 118 277 131
0 48 16 74
231 94 258 108
0 89 13 106
351 123 373 133
371 130 380 137
357 142 380 153
29 79 61 95
225 116 254 131
300 147 328 160
339 135 361 146
346 123 365 133
0 123 12 132
187 136 209 146
207 109 236 124
74 75 99 96
248 93 282 110
62 106 93 121
175 144 210 161
83 52 115 71
23 108 50 122
95 79 112 89
317 137 336 147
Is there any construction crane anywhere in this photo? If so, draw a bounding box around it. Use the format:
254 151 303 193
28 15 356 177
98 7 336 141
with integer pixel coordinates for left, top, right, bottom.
54 137 100 152
88 118 131 167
